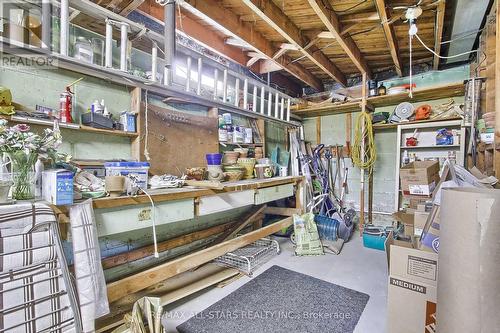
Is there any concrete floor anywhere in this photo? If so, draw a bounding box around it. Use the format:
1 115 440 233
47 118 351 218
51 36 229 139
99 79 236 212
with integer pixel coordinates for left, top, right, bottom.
164 235 388 333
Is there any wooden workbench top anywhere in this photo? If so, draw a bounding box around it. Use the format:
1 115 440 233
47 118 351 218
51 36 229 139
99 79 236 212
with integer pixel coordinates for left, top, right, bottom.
92 176 302 209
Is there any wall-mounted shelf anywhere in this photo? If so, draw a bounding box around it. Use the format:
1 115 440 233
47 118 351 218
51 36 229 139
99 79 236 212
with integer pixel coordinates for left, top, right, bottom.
373 117 464 130
293 83 465 118
1 115 138 138
219 142 264 147
400 144 460 149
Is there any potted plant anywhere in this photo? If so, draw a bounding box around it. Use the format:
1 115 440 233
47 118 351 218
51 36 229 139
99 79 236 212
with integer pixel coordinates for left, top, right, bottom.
0 119 62 200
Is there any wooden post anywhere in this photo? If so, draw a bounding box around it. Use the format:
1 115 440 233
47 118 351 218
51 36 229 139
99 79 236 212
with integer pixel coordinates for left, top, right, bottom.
495 0 500 178
243 78 248 109
316 117 321 144
257 118 266 156
196 58 202 95
252 85 258 112
213 68 218 100
130 87 142 161
260 86 266 114
185 57 192 92
359 72 367 234
234 79 240 107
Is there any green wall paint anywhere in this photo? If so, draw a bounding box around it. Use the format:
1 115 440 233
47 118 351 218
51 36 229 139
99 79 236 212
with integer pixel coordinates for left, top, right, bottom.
303 67 470 215
0 55 132 159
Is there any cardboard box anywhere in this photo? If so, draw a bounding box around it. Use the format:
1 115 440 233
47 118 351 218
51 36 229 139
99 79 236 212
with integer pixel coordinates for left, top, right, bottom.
400 161 440 196
42 170 73 205
405 195 430 209
392 211 415 237
414 211 430 236
386 234 438 333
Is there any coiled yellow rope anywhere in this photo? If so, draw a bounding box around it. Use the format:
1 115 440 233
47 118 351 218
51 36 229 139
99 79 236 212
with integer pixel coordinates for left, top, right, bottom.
352 111 376 171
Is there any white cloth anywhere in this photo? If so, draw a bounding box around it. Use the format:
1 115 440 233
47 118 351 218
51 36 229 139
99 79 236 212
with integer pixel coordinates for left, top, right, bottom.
69 199 109 333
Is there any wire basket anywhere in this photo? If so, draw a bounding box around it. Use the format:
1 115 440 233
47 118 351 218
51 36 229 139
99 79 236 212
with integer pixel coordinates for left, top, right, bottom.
214 238 280 276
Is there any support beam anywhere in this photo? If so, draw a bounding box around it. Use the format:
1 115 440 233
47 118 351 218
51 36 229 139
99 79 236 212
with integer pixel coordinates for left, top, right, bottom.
164 0 176 86
119 0 145 16
308 0 372 78
182 0 324 91
60 0 69 56
106 217 293 303
433 0 446 70
241 0 346 86
374 0 403 76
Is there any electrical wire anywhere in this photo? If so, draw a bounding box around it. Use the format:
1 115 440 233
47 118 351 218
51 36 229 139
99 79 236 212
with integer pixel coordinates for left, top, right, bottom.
352 111 376 171
415 33 479 59
334 0 368 14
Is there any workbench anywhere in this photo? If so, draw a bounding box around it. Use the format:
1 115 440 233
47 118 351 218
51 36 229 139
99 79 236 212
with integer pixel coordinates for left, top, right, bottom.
87 176 304 331
88 176 303 237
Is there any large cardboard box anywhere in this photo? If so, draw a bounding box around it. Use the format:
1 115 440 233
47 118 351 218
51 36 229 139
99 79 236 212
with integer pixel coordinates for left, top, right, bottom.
386 235 438 333
400 161 440 196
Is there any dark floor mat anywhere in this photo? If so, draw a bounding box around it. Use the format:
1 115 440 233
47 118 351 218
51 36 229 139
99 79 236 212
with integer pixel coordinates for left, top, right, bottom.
176 265 369 333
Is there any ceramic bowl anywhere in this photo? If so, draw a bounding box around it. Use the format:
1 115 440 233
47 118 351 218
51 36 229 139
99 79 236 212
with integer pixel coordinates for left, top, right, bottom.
224 170 244 182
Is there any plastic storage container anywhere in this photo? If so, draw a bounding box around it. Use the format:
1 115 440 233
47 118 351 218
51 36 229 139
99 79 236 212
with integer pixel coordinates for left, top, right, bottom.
104 162 150 189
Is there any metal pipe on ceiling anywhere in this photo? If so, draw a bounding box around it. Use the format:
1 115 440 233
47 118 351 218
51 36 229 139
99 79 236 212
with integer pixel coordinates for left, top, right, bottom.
120 22 129 72
60 0 69 55
105 20 113 68
164 0 176 86
41 0 51 50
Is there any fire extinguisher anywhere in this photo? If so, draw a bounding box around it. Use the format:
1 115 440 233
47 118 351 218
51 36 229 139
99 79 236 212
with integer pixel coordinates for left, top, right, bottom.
59 86 73 123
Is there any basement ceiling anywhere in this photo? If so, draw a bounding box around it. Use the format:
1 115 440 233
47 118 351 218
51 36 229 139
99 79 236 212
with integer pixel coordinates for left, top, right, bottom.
94 0 490 91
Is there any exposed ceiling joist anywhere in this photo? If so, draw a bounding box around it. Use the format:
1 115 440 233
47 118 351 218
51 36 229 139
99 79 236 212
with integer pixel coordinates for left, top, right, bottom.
260 59 282 73
374 0 403 76
119 0 145 16
308 0 372 78
433 0 446 70
182 0 324 91
241 0 347 86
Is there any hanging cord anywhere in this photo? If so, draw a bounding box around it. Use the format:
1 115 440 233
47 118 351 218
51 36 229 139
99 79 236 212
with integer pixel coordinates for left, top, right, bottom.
409 32 414 98
352 111 376 171
415 33 480 59
141 188 159 258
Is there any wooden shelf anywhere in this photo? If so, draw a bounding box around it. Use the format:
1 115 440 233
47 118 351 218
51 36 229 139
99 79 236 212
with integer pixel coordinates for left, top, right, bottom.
400 144 460 149
293 82 465 118
219 142 264 147
373 117 463 130
1 115 138 138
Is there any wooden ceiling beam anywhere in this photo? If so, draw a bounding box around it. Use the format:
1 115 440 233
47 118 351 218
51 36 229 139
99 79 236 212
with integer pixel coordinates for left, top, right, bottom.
182 0 324 91
119 0 145 16
308 0 372 78
433 0 446 70
241 0 347 86
374 0 403 76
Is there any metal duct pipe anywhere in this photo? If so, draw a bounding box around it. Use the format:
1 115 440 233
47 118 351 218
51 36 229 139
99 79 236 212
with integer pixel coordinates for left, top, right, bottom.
164 0 176 86
41 0 51 50
105 20 113 68
120 22 129 72
60 0 69 55
151 43 158 82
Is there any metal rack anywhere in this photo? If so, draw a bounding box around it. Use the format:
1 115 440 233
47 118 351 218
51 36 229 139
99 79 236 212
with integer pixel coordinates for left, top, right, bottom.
214 238 280 276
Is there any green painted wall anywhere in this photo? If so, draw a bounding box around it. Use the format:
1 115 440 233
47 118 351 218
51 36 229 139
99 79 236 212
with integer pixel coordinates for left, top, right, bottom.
303 66 470 215
0 54 132 160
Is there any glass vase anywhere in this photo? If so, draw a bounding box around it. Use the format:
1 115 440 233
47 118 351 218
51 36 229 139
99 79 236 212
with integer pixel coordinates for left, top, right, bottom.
8 151 38 200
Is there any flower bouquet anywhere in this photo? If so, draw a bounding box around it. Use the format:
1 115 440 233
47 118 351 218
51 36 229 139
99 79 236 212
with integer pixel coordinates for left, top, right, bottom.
0 119 62 200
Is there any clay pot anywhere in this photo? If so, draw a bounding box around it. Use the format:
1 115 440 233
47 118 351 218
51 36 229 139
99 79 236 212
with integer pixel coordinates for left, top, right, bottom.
207 165 224 181
254 164 274 179
234 148 249 158
222 151 240 165
105 176 126 197
186 167 206 181
237 158 256 179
